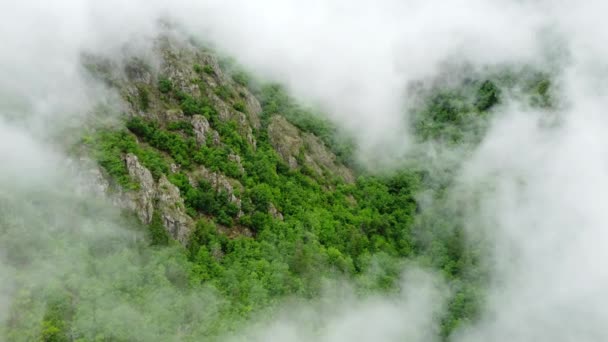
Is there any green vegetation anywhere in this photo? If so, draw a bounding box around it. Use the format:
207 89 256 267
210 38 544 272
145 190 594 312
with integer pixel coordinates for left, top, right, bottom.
81 79 481 339
157 77 173 94
86 129 169 188
137 85 150 111
232 71 249 87
411 70 553 144
5 51 556 341
256 83 355 165
203 65 215 75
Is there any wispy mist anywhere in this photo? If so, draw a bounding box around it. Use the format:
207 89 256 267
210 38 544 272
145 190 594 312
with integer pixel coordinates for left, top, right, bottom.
2 0 608 341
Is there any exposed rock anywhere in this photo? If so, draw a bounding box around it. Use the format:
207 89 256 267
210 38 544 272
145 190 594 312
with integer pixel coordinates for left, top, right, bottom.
228 153 245 175
302 133 355 183
246 131 257 151
125 153 155 224
189 166 244 215
212 131 221 146
157 39 202 98
163 109 186 123
210 94 234 122
237 113 257 149
268 203 284 221
124 58 153 84
156 176 193 243
267 115 354 183
190 166 242 195
192 115 211 145
267 116 303 170
217 224 253 239
242 89 262 129
124 153 193 242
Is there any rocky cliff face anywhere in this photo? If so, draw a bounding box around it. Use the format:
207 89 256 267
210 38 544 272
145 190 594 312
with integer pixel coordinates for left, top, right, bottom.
90 153 194 244
83 34 354 244
268 115 354 183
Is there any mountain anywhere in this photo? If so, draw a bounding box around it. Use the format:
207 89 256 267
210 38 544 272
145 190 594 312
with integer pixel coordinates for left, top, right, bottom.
2 33 551 341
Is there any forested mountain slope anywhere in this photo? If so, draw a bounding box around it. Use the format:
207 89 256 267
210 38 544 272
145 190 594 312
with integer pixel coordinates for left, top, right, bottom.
2 34 552 341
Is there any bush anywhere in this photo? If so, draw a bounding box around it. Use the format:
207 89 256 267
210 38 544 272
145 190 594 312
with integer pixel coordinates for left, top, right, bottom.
233 101 246 113
232 71 249 86
137 86 150 111
149 211 170 246
204 65 215 75
475 80 500 111
158 77 173 94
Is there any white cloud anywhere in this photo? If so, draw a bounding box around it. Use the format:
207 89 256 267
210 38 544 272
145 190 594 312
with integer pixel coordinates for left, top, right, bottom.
2 1 608 341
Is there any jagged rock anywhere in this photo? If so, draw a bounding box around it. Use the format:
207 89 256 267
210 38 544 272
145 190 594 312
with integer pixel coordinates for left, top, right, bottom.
156 176 193 243
302 133 355 183
125 153 155 224
212 131 221 146
211 94 234 122
192 115 211 145
246 131 257 151
124 153 193 242
242 90 262 129
157 39 202 98
123 58 153 84
189 166 244 214
267 116 354 183
268 116 303 169
268 203 284 221
228 153 245 175
163 109 186 122
190 166 241 195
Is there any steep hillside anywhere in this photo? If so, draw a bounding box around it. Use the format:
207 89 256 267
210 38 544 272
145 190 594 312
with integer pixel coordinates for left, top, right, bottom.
81 36 358 245
2 33 553 341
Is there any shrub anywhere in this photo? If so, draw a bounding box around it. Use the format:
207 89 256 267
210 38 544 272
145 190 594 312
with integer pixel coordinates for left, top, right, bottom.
233 101 246 113
232 71 249 86
158 77 173 94
137 86 150 111
204 65 215 75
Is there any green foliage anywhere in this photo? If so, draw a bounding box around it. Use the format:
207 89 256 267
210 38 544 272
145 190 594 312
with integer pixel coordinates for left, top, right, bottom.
530 78 552 108
54 60 540 342
214 85 234 101
203 65 215 75
232 71 249 87
178 93 218 120
257 83 355 165
127 117 198 169
232 100 246 113
157 77 173 94
475 80 500 111
149 211 170 246
86 129 169 188
166 120 194 136
40 292 73 342
137 85 150 111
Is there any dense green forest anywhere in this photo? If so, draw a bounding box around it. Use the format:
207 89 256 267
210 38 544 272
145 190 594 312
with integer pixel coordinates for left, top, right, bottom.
0 40 552 341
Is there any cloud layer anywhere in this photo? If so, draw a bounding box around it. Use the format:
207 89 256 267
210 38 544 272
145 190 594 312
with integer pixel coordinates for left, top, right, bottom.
2 1 608 341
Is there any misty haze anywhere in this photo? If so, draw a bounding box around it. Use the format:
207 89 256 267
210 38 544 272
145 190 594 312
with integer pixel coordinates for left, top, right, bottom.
1 1 607 341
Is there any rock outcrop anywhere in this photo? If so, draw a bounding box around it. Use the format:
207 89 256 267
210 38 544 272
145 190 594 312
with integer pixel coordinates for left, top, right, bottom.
124 153 193 243
84 33 356 245
267 115 354 183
